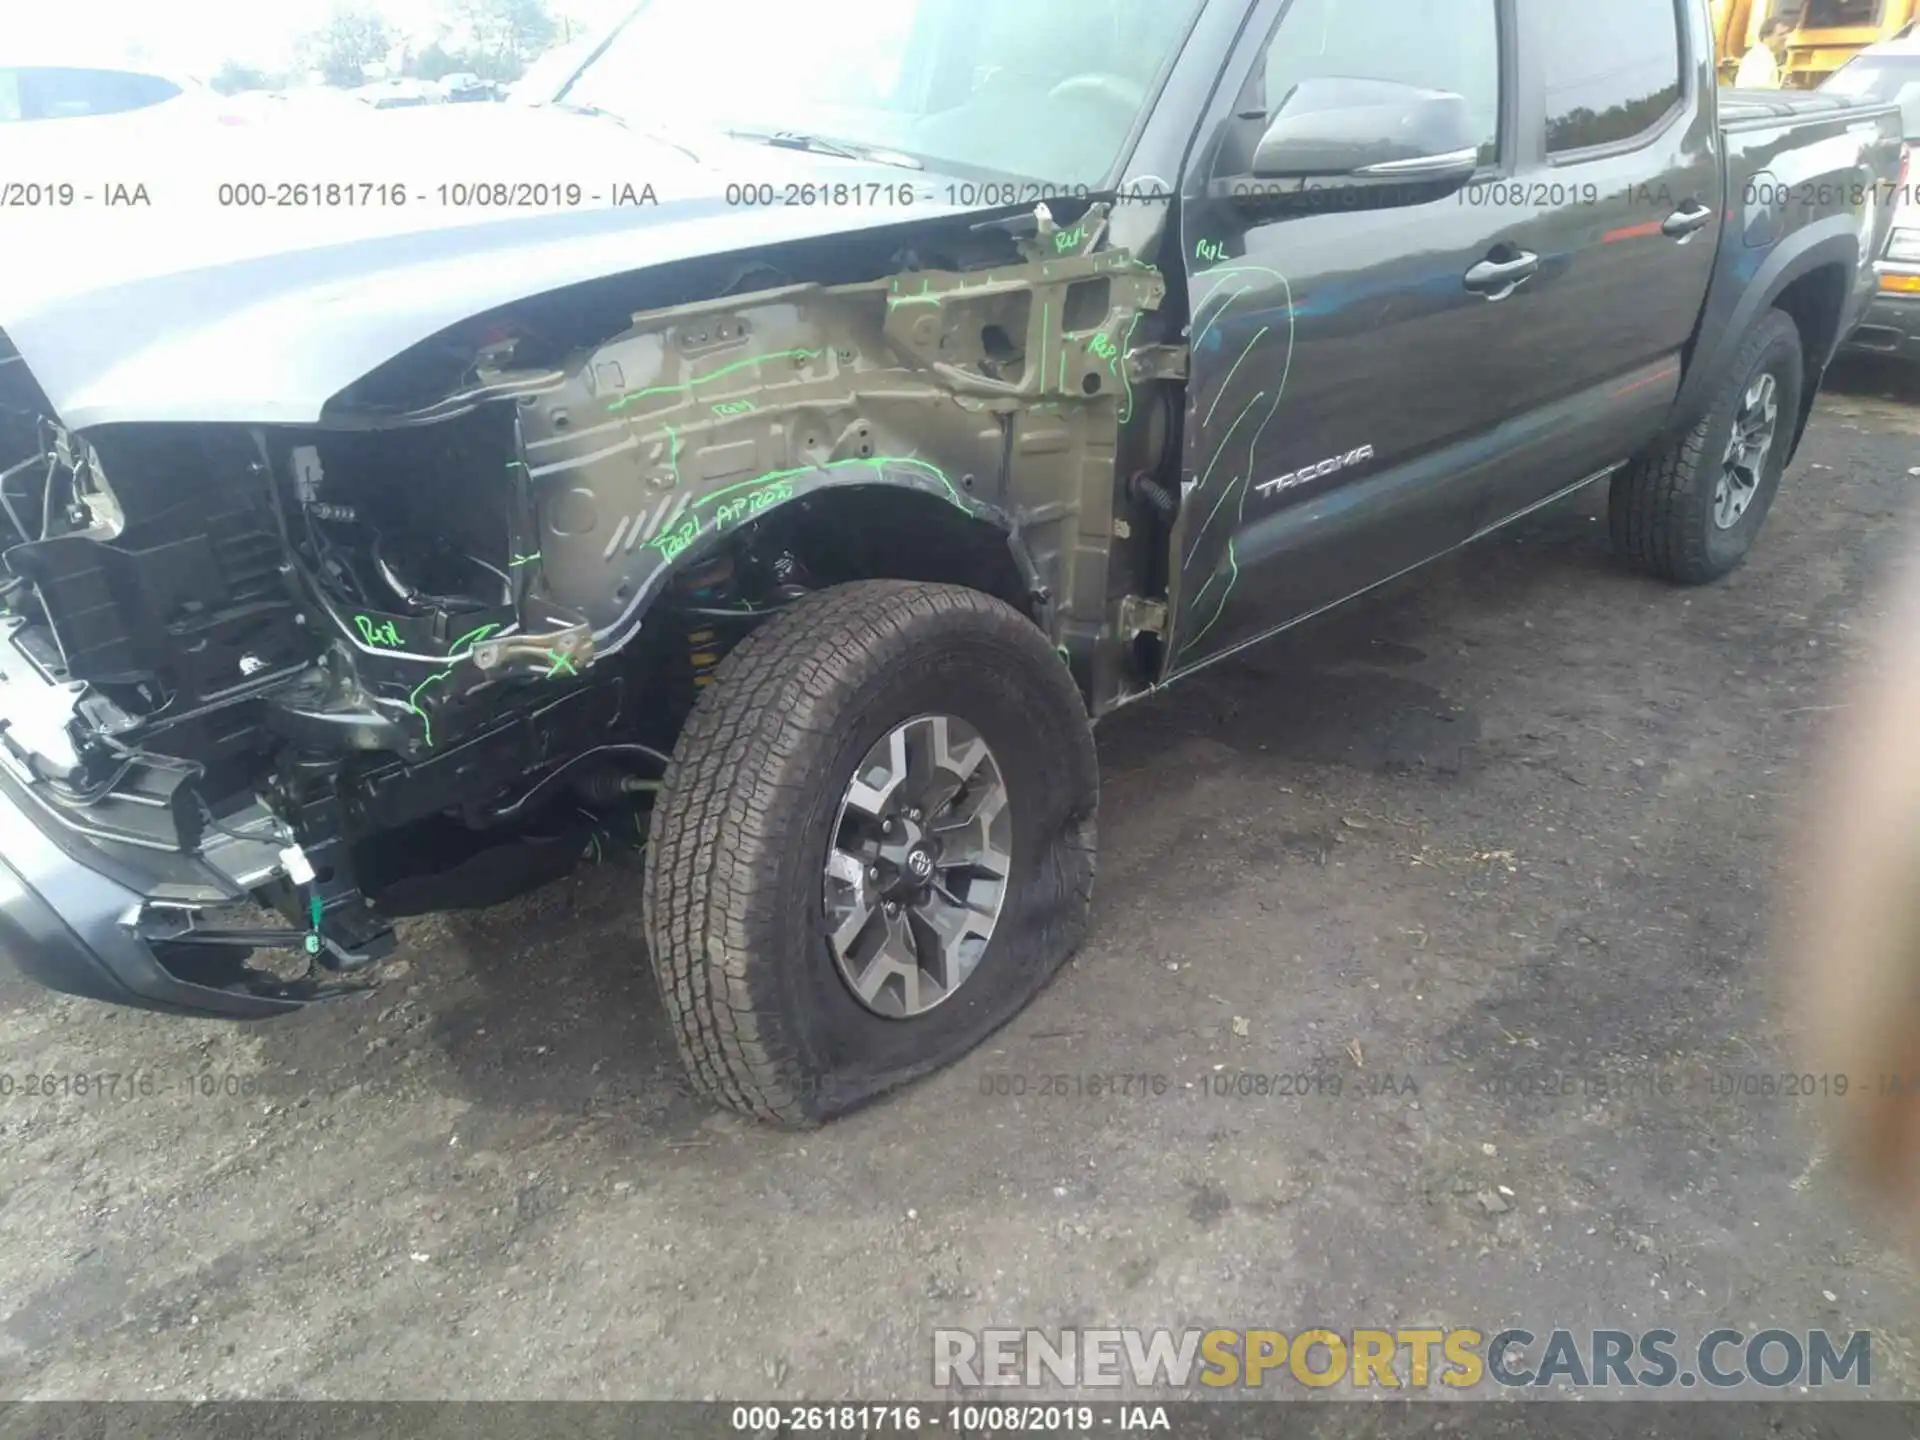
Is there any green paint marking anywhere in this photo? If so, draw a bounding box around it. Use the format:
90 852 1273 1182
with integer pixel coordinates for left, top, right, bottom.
1189 563 1226 607
1201 540 1242 640
705 479 796 530
1181 395 1267 650
711 399 756 416
1195 237 1227 263
354 614 403 648
1052 226 1087 254
1058 348 1067 392
1197 394 1265 494
1192 279 1254 352
1180 265 1298 656
401 622 502 749
682 457 969 541
544 650 578 678
509 552 541 567
607 348 825 411
1113 261 1159 427
722 458 961 512
887 281 941 309
305 894 324 954
1192 264 1257 318
1194 469 1246 550
650 514 702 563
1245 273 1298 465
1116 313 1144 424
642 456 973 570
664 424 680 488
1204 325 1268 427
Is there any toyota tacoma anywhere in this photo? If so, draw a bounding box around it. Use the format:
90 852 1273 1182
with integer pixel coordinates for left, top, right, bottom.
0 0 1904 1125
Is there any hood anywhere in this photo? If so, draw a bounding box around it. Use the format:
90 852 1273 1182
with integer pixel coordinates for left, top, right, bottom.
0 104 973 430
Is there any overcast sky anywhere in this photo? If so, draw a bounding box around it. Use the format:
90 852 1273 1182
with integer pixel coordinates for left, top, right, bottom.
4 0 637 76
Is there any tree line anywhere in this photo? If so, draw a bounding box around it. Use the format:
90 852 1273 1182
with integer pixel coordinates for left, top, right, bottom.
212 0 567 92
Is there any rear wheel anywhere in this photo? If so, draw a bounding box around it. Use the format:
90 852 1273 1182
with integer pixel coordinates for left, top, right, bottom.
1609 308 1804 585
641 580 1098 1126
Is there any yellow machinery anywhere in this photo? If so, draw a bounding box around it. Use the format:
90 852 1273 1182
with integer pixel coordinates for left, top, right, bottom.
1715 0 1918 87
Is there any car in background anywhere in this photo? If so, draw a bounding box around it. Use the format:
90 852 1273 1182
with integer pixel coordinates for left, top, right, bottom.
347 78 445 110
1824 35 1920 360
437 71 501 103
0 59 223 125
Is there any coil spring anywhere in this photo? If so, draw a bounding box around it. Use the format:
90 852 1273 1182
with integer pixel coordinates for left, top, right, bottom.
679 553 737 689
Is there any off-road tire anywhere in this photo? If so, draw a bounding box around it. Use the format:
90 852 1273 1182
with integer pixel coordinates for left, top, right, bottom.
641 580 1099 1126
1608 308 1804 585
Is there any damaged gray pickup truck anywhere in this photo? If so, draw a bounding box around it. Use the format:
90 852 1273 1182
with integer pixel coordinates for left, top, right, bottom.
0 0 1904 1124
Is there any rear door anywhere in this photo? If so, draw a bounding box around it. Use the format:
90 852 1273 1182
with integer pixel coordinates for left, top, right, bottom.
1169 0 1536 671
1465 0 1723 529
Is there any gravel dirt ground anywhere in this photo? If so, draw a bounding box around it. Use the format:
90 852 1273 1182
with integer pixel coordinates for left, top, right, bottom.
1 360 1917 1404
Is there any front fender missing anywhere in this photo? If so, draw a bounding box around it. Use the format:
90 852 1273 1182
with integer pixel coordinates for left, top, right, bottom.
504 223 1166 660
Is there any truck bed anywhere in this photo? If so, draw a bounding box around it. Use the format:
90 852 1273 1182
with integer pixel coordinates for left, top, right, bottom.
1716 88 1893 126
1669 90 1905 440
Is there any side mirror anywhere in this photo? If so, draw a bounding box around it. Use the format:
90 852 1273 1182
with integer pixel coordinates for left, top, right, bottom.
1225 77 1480 209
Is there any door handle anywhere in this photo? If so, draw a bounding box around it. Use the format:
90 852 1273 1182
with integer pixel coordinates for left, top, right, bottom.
1662 202 1715 238
1463 249 1539 299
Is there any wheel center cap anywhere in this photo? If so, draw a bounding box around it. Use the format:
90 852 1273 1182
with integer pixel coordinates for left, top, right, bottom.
904 847 935 882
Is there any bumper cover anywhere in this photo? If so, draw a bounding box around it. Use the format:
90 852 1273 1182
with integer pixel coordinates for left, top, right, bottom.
1843 289 1920 361
0 777 306 1018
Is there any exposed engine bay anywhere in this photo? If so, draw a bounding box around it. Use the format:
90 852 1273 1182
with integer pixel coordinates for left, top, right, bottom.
0 201 1179 1005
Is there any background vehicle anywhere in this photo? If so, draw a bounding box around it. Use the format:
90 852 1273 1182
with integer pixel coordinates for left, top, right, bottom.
0 0 1903 1127
1715 0 1920 87
347 78 446 109
437 72 502 103
1824 35 1920 357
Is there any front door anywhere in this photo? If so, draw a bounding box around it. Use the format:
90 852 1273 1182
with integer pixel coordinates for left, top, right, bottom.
1168 0 1533 673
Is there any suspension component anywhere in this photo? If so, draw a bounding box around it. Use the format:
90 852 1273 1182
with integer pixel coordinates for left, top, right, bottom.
1128 471 1179 525
678 552 739 689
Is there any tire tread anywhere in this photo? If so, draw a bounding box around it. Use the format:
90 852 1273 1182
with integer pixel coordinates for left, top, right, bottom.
1609 309 1802 586
640 580 1084 1126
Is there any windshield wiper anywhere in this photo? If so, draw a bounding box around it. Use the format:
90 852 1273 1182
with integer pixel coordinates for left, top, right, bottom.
725 129 924 170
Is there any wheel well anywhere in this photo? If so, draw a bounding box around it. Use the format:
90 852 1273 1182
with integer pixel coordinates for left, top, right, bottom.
1771 262 1850 459
722 486 1037 619
1773 263 1849 371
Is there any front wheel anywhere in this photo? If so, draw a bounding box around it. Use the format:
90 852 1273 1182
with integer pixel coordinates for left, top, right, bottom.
1609 308 1804 585
641 580 1099 1126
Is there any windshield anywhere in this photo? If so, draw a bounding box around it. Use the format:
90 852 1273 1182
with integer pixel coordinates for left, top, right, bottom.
558 0 1206 185
1821 57 1920 135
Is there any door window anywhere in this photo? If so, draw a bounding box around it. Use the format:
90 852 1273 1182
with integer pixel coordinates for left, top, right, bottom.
1541 0 1684 154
